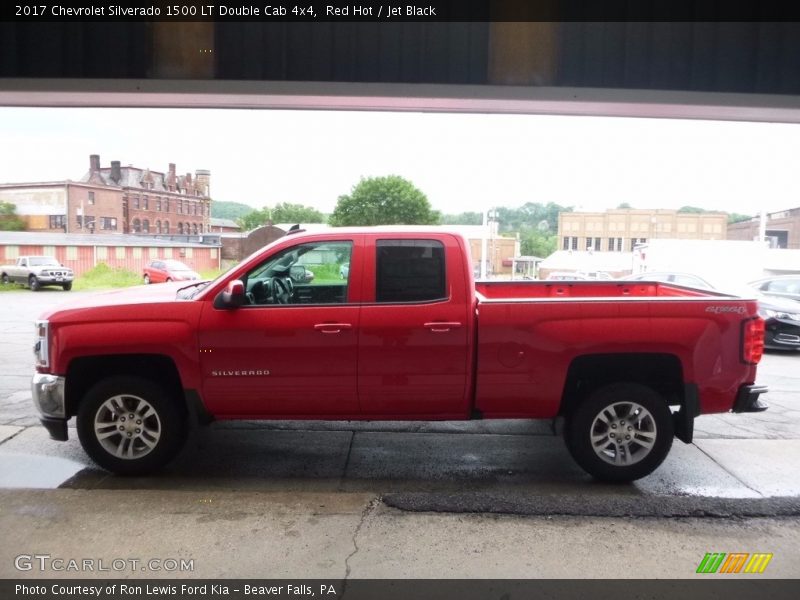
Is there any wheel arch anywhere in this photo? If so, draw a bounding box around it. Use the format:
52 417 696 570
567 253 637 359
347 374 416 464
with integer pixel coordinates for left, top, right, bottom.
65 354 188 419
559 352 694 443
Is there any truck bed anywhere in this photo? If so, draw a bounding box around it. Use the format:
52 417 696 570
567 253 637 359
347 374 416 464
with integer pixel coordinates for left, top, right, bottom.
472 279 760 419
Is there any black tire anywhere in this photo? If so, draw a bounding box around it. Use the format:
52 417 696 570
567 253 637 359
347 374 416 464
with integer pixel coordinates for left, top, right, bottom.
29 275 40 291
62 282 72 291
77 376 186 475
1 273 8 285
564 382 674 482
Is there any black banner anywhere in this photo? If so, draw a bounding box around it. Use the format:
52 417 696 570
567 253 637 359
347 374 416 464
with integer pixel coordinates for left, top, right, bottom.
3 580 800 600
6 0 800 23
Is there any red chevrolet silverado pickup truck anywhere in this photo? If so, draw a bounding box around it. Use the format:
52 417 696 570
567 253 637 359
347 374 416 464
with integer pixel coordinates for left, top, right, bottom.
32 228 767 481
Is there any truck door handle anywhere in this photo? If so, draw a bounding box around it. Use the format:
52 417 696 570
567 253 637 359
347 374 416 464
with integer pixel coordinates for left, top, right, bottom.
314 323 352 334
424 321 462 333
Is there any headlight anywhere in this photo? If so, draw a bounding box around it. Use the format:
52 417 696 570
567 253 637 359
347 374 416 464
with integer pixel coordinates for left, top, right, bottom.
33 320 49 369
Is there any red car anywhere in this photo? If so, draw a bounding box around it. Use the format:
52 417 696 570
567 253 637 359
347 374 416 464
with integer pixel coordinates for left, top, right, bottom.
143 259 200 284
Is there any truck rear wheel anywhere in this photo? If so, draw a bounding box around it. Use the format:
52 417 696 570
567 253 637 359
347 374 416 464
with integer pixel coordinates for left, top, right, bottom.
564 383 673 482
77 376 186 475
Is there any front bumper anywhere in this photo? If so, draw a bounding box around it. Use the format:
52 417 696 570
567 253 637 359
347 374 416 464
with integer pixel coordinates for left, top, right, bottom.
37 276 74 284
732 384 769 413
31 373 68 441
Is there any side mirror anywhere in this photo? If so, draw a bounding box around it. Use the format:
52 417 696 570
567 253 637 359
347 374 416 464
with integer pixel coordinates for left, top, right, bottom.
290 265 311 283
213 280 245 309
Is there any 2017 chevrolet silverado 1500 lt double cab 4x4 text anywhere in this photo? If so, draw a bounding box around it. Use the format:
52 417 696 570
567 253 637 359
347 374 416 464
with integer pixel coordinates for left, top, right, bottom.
31 228 768 481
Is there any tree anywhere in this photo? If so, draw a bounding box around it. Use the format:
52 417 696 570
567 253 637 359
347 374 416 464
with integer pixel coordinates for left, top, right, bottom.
617 202 633 209
211 200 255 221
329 176 440 226
237 202 325 230
0 202 25 231
728 212 754 224
442 211 483 226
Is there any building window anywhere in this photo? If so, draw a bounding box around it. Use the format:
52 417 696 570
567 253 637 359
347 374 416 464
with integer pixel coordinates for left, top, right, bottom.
185 247 193 258
132 196 140 210
163 199 170 212
608 237 623 252
586 237 601 251
142 196 149 210
156 220 161 234
6 245 19 259
100 217 117 231
163 221 170 234
211 248 218 259
185 222 190 235
49 215 66 229
177 223 184 235
149 247 159 258
155 199 161 211
97 246 107 260
133 247 142 259
115 247 126 259
88 191 95 205
562 236 578 250
66 246 77 260
192 223 198 235
630 238 647 251
177 200 183 214
142 219 150 233
132 218 141 233
164 247 173 258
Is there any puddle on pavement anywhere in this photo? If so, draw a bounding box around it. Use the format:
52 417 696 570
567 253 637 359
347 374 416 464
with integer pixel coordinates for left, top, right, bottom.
0 453 88 488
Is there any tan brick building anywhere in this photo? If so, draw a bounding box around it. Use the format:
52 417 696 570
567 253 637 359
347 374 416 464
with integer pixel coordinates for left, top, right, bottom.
558 209 728 252
0 155 211 236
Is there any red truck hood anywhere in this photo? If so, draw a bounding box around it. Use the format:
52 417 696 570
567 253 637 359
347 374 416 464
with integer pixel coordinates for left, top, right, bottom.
38 282 202 319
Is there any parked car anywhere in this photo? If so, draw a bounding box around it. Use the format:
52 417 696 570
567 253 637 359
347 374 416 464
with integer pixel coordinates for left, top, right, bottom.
143 260 200 284
620 272 714 289
576 270 614 280
546 271 590 281
758 295 800 351
749 275 800 303
0 256 73 291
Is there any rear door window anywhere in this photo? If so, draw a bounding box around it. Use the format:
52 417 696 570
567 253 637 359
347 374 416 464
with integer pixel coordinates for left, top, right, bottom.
375 239 446 303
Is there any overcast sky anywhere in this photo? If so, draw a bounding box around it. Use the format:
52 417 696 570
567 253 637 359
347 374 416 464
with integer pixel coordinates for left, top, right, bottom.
1 106 798 217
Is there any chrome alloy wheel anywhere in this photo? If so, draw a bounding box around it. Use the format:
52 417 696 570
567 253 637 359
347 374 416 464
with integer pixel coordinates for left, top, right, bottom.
589 401 657 466
94 394 162 460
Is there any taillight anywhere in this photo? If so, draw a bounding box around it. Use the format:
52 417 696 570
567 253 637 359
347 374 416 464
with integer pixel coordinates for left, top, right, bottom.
34 320 50 370
742 317 764 365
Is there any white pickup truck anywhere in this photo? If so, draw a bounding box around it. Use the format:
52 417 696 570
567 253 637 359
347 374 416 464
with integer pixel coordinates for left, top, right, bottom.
0 256 74 291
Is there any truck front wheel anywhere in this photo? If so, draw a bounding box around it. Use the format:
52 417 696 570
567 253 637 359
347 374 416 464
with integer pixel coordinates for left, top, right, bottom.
564 383 674 482
77 376 186 475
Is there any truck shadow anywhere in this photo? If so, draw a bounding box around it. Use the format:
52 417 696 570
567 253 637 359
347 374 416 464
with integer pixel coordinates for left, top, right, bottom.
61 424 607 494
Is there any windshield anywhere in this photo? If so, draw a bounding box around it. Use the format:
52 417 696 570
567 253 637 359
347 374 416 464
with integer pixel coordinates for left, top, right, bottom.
163 260 192 271
28 257 60 266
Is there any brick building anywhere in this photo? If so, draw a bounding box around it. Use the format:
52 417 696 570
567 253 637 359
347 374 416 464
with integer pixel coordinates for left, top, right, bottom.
558 209 728 252
727 207 800 249
0 154 211 236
